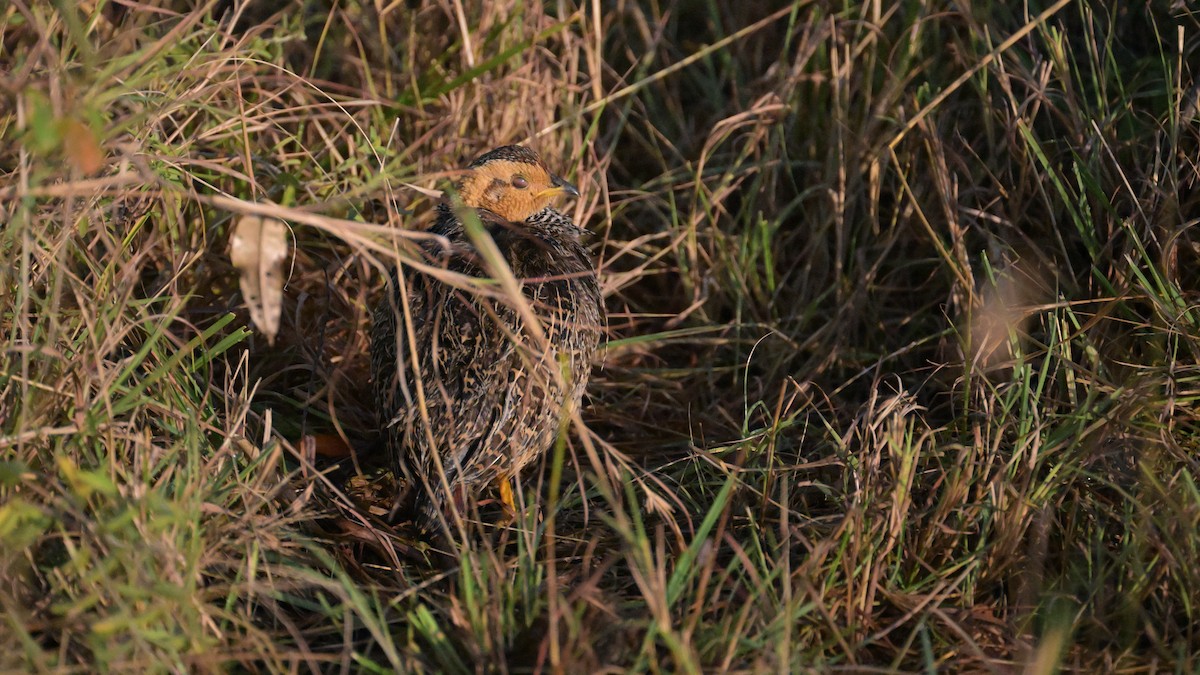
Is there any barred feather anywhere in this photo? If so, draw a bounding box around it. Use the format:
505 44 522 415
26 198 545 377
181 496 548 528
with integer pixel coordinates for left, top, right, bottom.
371 202 602 528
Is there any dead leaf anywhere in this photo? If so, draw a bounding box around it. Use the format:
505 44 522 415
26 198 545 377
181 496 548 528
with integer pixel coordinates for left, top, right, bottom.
61 119 104 175
229 215 289 345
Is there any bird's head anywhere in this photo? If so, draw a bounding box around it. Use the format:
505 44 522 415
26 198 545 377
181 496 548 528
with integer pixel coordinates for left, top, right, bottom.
453 145 580 222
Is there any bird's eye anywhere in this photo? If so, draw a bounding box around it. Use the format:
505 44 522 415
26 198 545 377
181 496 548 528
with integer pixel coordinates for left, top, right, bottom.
512 176 529 189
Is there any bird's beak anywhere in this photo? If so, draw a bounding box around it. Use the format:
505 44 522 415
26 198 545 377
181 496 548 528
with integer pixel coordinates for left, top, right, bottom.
542 174 580 199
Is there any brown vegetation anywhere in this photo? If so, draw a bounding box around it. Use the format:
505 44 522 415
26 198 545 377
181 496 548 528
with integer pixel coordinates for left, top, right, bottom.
2 0 1200 671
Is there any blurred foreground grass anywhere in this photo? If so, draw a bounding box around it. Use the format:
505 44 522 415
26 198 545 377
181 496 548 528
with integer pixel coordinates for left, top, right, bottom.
3 0 1200 671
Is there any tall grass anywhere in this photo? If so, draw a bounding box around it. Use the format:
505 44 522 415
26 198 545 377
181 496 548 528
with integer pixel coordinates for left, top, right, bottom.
2 0 1200 670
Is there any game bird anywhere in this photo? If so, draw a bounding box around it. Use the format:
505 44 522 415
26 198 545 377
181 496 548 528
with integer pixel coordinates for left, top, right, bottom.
371 145 602 531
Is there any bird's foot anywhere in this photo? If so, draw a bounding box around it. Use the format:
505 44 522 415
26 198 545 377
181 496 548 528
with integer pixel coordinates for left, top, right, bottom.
496 478 517 525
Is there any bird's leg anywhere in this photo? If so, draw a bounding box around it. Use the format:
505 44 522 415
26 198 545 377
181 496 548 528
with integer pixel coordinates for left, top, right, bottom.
497 477 517 524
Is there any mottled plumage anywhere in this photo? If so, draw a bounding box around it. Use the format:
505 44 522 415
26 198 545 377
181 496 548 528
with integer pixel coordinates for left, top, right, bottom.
370 146 602 529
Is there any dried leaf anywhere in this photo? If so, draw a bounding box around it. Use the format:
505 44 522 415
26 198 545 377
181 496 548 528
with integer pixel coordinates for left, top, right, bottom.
61 118 104 175
229 215 289 345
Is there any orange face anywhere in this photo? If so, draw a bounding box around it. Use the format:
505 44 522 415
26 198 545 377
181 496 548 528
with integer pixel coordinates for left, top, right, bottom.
455 158 580 222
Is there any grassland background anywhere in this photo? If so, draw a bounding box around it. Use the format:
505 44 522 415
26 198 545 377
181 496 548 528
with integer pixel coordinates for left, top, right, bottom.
3 0 1200 671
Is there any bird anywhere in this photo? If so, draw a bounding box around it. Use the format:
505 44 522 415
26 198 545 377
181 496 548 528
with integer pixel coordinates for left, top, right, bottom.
370 145 602 532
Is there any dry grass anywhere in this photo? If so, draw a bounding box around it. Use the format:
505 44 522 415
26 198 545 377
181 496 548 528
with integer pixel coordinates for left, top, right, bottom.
3 0 1200 671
